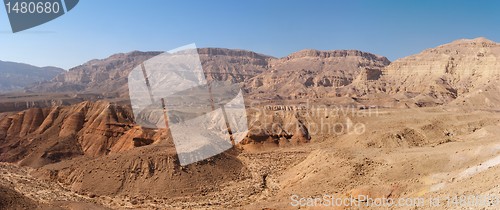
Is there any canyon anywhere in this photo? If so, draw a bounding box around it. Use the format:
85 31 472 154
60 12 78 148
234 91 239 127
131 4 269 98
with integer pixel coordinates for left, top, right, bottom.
0 37 500 209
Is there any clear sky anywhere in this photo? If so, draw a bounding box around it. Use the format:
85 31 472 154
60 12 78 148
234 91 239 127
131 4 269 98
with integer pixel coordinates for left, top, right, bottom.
0 0 499 69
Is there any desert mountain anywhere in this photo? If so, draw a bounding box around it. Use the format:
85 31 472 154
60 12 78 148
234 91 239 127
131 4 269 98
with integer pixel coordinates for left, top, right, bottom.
26 49 273 98
245 49 390 101
24 48 389 103
0 60 64 92
197 48 273 82
26 51 162 97
364 37 500 107
8 38 500 112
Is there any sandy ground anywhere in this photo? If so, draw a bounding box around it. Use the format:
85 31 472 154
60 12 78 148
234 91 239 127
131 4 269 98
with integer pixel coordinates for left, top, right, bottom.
1 107 500 209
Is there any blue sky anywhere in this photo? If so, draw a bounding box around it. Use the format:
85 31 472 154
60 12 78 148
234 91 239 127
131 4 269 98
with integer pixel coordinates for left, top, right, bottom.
0 0 499 69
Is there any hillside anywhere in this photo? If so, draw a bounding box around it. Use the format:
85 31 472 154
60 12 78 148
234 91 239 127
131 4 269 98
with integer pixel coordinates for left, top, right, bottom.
0 60 64 92
26 49 273 98
245 49 390 102
370 37 500 107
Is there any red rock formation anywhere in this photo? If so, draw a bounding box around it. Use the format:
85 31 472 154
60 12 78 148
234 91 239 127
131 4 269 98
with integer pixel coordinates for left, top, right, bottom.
0 101 159 166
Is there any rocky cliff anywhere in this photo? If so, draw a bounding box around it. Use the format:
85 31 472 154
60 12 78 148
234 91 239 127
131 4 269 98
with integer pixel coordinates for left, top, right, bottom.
26 49 273 97
15 38 500 109
375 37 500 107
245 49 390 101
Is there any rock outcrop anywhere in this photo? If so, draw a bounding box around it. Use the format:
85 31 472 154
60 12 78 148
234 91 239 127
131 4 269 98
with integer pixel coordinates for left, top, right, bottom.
0 101 159 167
13 38 500 110
198 48 273 83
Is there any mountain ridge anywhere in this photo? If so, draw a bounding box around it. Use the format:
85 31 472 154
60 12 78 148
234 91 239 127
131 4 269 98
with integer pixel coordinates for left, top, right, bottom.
9 37 500 110
0 60 65 92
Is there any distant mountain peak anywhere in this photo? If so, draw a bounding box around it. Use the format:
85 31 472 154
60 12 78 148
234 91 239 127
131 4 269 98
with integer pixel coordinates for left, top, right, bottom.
0 60 64 92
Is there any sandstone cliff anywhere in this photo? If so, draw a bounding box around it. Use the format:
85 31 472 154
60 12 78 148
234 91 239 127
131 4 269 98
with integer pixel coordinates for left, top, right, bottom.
245 49 390 101
26 49 273 97
367 37 500 107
